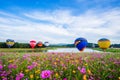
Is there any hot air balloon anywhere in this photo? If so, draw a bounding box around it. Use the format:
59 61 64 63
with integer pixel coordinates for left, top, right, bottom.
98 38 111 51
44 42 49 47
29 40 36 49
74 37 88 51
6 39 15 48
37 41 43 47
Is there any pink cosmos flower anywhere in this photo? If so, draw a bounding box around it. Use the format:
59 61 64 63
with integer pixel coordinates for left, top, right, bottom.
80 67 86 74
27 62 37 70
19 73 24 78
16 73 24 80
63 78 67 80
23 54 28 59
8 64 17 69
2 78 7 80
40 70 51 79
0 64 3 69
23 54 30 59
25 78 28 80
27 65 33 70
1 71 8 77
78 66 81 71
32 62 37 67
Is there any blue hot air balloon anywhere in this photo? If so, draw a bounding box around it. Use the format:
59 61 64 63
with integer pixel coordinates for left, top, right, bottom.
74 37 88 51
6 39 15 48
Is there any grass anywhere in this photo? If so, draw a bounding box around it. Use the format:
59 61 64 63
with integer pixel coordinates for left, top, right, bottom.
93 48 120 53
0 47 56 53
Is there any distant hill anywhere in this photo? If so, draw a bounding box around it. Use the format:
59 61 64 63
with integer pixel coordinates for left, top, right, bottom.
49 43 75 47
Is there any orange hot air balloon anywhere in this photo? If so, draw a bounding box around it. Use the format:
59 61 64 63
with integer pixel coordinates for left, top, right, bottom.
37 41 43 47
29 40 36 49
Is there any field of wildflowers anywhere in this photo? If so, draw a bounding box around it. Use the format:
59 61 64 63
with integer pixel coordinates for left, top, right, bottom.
0 52 120 80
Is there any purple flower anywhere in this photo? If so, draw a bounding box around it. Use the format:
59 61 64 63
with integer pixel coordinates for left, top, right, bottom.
88 76 94 80
23 55 27 59
16 73 24 80
8 64 12 69
80 67 86 74
0 60 2 64
8 64 17 69
0 71 8 77
25 78 28 80
32 62 37 67
0 64 3 70
27 62 37 70
23 54 30 59
63 78 67 80
2 78 7 80
41 70 51 79
108 75 114 78
16 77 20 80
78 66 81 71
27 65 33 70
19 73 24 78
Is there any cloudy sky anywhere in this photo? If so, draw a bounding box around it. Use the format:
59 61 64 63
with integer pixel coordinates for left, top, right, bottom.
0 0 120 44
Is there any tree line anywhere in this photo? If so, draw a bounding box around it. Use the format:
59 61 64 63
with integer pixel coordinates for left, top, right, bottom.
0 42 119 48
49 43 120 48
0 42 46 48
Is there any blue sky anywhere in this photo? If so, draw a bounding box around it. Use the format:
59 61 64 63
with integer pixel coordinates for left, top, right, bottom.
0 0 120 44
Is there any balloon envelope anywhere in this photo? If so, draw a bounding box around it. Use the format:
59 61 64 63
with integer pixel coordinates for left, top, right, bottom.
37 41 43 47
74 38 88 51
30 40 36 48
44 42 49 47
6 39 15 48
98 38 110 50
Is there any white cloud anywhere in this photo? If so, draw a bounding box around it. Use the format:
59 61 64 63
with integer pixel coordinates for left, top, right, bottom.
0 8 120 44
24 10 74 24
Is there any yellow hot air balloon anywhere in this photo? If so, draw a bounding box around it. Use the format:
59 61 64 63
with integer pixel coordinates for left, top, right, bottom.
6 39 15 48
98 38 111 51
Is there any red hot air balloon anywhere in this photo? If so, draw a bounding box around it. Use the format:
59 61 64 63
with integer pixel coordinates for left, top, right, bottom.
29 40 36 49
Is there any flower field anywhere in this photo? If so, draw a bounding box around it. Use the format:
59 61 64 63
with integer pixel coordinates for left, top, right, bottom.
0 52 120 80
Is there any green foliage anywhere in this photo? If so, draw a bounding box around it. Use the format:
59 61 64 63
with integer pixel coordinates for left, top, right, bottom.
111 44 120 48
0 42 7 48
